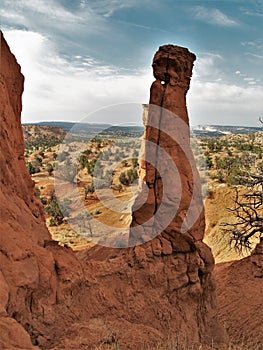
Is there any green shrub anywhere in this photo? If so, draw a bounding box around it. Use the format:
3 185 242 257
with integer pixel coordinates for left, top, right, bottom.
46 163 54 175
26 161 40 175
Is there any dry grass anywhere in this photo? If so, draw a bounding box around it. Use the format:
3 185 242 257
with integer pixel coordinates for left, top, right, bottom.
82 331 263 350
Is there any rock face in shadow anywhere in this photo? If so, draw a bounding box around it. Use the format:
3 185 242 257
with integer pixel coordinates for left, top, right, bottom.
0 34 226 349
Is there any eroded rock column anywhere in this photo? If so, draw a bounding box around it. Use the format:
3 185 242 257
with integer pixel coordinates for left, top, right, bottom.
125 44 226 346
130 45 205 249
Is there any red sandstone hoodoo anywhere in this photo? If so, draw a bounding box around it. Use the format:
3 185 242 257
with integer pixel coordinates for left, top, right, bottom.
130 45 206 246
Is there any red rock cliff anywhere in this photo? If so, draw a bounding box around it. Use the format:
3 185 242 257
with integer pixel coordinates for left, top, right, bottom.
0 31 83 349
0 34 226 349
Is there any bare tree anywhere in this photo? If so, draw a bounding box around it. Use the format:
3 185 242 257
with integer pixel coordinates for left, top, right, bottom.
221 170 263 253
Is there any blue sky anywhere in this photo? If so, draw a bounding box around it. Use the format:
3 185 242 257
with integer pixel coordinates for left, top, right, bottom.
1 0 262 126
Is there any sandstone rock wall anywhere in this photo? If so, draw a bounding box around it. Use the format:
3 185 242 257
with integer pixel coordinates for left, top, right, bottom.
0 31 83 349
0 33 225 349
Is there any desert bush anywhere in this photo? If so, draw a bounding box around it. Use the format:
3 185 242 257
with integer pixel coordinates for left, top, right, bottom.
79 154 88 169
46 163 54 175
26 161 40 175
45 197 70 225
117 183 123 192
86 157 98 176
39 150 45 158
85 182 95 199
119 172 129 186
34 186 41 198
40 196 47 205
132 157 139 168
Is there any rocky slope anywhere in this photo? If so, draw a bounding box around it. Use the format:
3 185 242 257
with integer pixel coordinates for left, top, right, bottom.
0 32 226 349
23 125 66 144
215 239 263 348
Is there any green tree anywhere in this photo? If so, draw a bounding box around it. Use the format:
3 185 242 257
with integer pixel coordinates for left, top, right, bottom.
205 154 213 169
85 182 95 199
79 154 88 169
34 186 41 198
132 157 139 168
86 158 98 176
34 155 42 166
45 197 69 225
119 171 129 186
46 163 54 176
26 161 40 175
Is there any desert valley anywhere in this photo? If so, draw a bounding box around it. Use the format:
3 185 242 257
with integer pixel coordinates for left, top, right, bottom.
0 31 262 350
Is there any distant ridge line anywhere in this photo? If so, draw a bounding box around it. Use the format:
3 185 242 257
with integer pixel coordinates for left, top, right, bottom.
22 122 261 137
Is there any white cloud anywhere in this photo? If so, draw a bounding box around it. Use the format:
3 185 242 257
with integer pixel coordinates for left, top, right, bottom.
240 2 263 18
244 77 255 81
241 41 256 47
189 52 262 125
79 0 153 18
241 40 263 51
188 77 263 126
193 6 238 27
193 53 223 80
0 8 25 21
245 52 263 59
1 0 107 38
3 29 262 127
3 29 152 123
3 0 78 21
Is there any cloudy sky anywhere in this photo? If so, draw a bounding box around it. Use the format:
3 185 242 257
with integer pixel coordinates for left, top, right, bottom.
1 0 262 126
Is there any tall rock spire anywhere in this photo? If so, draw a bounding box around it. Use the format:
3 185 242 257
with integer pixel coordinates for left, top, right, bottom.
130 44 205 247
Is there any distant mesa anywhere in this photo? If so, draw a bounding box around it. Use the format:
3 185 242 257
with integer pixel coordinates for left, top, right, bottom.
23 125 66 143
23 121 262 138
